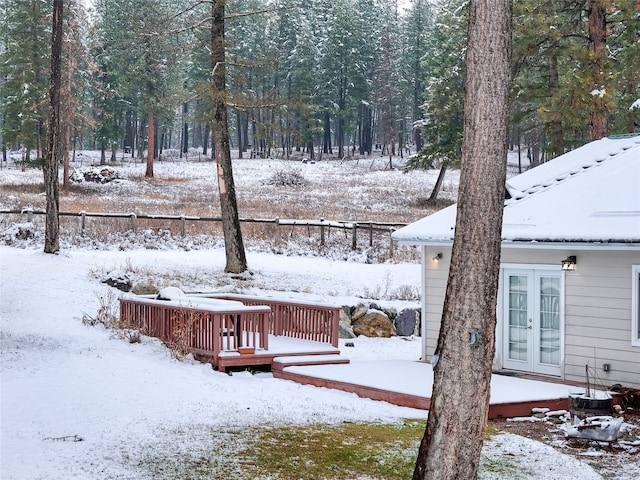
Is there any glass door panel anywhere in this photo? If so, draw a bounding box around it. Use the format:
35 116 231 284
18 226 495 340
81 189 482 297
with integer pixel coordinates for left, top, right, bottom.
536 275 561 373
504 273 533 370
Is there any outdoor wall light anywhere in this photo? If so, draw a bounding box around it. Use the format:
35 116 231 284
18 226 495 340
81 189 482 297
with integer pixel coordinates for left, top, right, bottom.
432 253 443 262
561 255 577 271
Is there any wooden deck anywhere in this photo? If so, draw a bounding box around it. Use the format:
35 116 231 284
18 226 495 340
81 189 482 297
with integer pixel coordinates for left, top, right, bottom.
119 293 343 372
272 360 576 419
119 293 575 417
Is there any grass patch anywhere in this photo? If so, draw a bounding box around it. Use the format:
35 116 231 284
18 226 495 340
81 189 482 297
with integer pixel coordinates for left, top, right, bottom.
238 420 425 480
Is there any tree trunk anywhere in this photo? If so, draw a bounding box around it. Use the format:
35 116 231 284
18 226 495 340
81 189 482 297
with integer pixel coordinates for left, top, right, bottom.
412 1 512 478
211 0 247 274
146 110 154 177
44 0 63 254
427 163 447 204
237 110 243 158
548 51 564 157
587 0 608 140
203 122 210 156
323 112 332 154
100 140 106 165
182 101 189 154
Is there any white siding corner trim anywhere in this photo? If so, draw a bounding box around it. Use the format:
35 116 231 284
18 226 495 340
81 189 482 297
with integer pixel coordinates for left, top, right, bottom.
633 265 640 347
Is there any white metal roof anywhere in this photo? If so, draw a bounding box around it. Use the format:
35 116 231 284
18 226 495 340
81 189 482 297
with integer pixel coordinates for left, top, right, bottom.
392 135 640 247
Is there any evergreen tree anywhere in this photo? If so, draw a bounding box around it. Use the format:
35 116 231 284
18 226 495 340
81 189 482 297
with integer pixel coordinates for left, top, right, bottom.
94 0 185 175
44 0 63 254
401 0 434 152
321 0 379 158
211 0 248 274
412 1 512 476
373 0 404 165
405 0 466 171
0 0 51 161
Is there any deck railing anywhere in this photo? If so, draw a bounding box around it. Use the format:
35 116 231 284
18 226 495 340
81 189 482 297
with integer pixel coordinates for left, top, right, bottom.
199 294 341 347
119 296 271 361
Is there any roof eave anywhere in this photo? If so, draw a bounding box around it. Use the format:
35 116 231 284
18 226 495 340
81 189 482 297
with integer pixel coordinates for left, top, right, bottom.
394 238 640 251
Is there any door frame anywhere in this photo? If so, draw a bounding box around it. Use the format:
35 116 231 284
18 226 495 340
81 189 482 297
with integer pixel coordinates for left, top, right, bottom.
496 263 565 377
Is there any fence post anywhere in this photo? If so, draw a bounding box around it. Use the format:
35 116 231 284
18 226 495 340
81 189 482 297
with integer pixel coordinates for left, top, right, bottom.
320 218 325 246
129 213 137 232
351 222 357 250
389 227 395 258
180 214 186 237
274 217 280 244
369 222 374 247
23 207 33 223
80 211 86 236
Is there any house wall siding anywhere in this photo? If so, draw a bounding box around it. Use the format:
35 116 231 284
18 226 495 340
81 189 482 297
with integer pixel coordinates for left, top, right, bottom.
421 246 640 389
562 250 639 388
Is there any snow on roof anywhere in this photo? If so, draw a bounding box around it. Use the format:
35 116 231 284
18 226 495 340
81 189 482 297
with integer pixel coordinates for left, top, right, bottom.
393 135 640 247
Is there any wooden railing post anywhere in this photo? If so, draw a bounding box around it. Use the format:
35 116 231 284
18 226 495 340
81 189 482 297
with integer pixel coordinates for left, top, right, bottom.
320 218 325 246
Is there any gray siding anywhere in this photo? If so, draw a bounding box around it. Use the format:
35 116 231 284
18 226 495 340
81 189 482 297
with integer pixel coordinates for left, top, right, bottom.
561 250 639 388
421 246 640 389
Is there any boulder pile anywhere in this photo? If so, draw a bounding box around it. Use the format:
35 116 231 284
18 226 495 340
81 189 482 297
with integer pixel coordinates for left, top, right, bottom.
340 302 420 338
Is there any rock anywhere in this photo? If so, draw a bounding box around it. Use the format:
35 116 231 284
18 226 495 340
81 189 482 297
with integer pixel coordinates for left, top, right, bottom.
131 283 157 295
394 308 419 337
102 270 132 292
350 303 368 322
352 310 397 338
383 307 397 320
156 286 186 300
339 306 355 338
339 324 356 339
369 302 383 312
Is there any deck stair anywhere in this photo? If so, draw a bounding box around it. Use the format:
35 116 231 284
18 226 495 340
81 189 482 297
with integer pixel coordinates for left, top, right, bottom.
272 354 350 373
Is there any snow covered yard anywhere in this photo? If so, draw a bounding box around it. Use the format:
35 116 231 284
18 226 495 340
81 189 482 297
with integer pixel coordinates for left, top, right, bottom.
1 245 627 480
2 154 638 478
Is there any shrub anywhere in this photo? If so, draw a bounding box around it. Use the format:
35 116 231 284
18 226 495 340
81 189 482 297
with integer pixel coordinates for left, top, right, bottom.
265 168 306 187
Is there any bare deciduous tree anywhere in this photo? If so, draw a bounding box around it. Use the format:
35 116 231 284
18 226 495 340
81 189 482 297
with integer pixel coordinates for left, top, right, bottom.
412 0 512 478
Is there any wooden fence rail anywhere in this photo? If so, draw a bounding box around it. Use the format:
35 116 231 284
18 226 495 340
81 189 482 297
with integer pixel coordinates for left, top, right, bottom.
1 207 406 253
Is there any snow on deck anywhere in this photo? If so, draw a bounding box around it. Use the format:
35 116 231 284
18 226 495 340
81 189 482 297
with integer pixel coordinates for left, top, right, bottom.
282 360 586 405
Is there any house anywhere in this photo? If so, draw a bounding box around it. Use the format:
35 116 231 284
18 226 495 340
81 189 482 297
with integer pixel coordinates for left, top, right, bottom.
393 135 640 389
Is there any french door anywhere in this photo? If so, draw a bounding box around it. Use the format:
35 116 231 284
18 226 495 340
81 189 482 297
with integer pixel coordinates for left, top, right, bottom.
502 269 562 376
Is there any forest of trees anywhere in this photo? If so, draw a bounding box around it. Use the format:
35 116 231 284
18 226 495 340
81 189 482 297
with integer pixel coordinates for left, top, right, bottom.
1 0 639 168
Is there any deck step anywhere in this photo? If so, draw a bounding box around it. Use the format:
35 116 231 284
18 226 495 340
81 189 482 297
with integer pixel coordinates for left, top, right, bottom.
272 354 350 372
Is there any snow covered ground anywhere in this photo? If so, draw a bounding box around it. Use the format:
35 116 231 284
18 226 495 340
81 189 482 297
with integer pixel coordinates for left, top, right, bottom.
2 152 636 478
0 245 613 479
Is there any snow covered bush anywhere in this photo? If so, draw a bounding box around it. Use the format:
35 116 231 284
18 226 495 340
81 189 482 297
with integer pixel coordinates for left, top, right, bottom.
265 168 307 187
2 222 36 245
